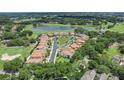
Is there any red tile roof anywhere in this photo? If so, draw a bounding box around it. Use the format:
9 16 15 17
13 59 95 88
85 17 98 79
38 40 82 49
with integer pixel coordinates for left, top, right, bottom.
76 38 85 43
61 47 75 57
31 50 46 58
37 43 48 49
70 43 80 49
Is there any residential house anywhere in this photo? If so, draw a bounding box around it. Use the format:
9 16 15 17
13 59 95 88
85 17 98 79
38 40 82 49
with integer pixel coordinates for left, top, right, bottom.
27 50 46 63
60 47 75 58
70 43 81 50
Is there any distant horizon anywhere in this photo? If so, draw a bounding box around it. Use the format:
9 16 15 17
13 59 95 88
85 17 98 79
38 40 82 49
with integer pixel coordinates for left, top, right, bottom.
0 12 124 17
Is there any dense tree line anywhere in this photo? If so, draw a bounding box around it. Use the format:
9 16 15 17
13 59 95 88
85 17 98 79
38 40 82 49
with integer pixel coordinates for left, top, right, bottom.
0 59 85 80
1 30 35 46
72 29 124 79
4 58 24 73
119 45 124 54
75 27 99 38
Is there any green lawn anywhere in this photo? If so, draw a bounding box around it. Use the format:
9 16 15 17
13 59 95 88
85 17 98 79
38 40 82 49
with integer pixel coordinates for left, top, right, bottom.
24 24 33 30
24 24 41 38
104 47 123 59
0 60 4 70
56 56 70 63
57 36 70 46
42 23 71 27
0 45 34 60
0 44 35 70
110 23 124 33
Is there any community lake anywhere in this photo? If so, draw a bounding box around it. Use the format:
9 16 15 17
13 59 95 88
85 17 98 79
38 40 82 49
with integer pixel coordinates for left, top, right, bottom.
32 25 74 32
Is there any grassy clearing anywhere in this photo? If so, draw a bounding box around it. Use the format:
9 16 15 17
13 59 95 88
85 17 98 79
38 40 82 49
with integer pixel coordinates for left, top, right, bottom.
56 56 70 63
57 36 70 46
24 24 33 30
24 24 41 38
110 23 124 33
0 44 35 69
104 46 123 59
0 60 4 70
42 23 71 26
0 44 34 60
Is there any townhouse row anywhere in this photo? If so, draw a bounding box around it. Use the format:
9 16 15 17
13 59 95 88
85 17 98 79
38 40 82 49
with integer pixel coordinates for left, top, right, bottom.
60 34 89 58
27 34 49 63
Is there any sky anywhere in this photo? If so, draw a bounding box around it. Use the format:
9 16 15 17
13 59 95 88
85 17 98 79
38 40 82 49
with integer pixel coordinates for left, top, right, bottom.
0 0 124 12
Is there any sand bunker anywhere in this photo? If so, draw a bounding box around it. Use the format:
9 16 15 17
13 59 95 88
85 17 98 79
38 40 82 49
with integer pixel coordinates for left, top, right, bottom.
1 53 21 61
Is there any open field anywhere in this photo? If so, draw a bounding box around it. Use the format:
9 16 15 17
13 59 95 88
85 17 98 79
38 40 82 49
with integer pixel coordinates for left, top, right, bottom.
41 23 71 26
0 60 4 70
24 24 42 38
110 23 124 33
0 45 34 60
57 36 70 46
56 56 70 63
104 47 124 59
0 44 35 69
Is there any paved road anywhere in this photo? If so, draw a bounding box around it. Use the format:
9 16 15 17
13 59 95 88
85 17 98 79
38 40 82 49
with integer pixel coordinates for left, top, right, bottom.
0 70 6 74
0 70 12 75
49 36 58 63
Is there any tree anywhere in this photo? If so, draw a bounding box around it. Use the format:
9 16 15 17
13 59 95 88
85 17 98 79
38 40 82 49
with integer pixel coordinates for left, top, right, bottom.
0 74 11 80
117 67 124 80
19 68 32 80
7 38 30 47
88 60 98 69
97 65 110 74
23 30 33 36
11 74 19 80
119 45 124 54
95 42 105 53
4 58 24 73
3 32 15 40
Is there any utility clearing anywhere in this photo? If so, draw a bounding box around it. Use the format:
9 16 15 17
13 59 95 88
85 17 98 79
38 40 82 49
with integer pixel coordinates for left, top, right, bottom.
1 53 21 61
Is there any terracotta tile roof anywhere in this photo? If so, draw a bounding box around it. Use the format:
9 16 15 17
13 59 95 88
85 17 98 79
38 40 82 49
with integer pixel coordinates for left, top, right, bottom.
61 47 75 57
40 39 49 43
70 43 80 49
31 50 46 58
40 35 49 41
76 38 85 43
37 43 48 49
70 32 75 35
62 32 69 35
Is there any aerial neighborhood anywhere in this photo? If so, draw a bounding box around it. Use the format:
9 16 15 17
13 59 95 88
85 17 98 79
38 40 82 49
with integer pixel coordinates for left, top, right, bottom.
1 12 124 80
27 32 88 64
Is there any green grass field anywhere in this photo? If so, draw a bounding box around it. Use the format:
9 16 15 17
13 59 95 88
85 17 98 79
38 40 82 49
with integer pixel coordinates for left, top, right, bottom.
104 47 123 59
41 23 71 26
0 60 4 70
110 23 124 33
0 44 35 70
57 36 70 46
0 45 34 60
56 56 70 63
24 24 41 38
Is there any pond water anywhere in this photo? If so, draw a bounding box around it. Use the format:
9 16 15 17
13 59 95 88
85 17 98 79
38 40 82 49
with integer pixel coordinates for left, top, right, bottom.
32 25 74 31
